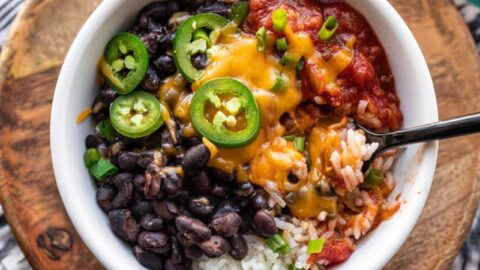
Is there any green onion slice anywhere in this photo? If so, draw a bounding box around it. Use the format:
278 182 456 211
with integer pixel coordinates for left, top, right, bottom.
272 8 288 32
283 135 295 141
271 72 289 93
307 238 326 255
294 136 305 152
318 16 338 41
256 27 267 52
366 169 384 186
84 148 102 169
266 234 290 255
97 120 117 142
276 38 289 52
90 160 118 181
230 1 249 25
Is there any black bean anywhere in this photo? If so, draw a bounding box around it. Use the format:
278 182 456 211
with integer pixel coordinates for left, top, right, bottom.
229 233 248 260
211 212 241 237
141 214 164 231
235 182 254 197
252 210 278 238
85 134 100 148
210 183 231 198
208 168 235 184
175 215 211 243
172 190 190 206
140 1 180 23
96 186 115 212
153 200 179 220
145 165 165 199
134 246 163 270
213 200 241 218
109 141 125 157
138 231 170 254
131 201 153 220
197 2 230 17
198 235 230 258
164 258 185 270
188 196 215 217
191 53 208 70
138 150 165 168
184 245 203 260
168 12 192 30
158 32 175 51
162 168 184 194
170 236 183 264
140 32 161 56
190 170 211 195
182 144 210 176
183 0 206 11
141 66 162 92
97 141 109 157
250 189 268 211
154 55 176 76
118 152 139 171
184 136 202 147
133 174 146 194
287 172 299 184
113 173 134 209
99 87 117 106
109 209 139 243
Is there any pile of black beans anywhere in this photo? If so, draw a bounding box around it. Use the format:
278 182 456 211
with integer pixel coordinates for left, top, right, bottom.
87 1 281 269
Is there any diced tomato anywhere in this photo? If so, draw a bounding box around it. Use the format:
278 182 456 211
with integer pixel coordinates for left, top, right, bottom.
308 237 354 266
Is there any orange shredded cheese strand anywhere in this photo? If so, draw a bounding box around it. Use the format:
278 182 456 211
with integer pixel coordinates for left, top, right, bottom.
76 108 92 124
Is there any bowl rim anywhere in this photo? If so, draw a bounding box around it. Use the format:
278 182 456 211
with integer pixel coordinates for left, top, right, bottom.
50 0 439 269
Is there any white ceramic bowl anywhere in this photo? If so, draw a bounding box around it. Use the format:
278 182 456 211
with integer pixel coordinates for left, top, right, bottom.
51 0 438 269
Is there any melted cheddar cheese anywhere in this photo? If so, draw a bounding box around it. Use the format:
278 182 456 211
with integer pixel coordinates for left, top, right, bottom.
157 24 356 218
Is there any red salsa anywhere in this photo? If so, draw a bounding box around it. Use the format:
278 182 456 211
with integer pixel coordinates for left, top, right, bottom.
244 0 403 131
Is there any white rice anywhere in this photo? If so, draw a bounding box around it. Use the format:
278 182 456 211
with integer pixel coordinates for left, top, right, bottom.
195 124 400 270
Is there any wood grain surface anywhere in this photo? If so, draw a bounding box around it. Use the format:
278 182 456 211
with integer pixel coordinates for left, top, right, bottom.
0 0 479 269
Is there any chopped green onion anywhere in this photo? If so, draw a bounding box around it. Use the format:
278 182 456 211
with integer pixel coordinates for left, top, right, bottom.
307 238 326 255
296 57 305 72
366 169 384 186
280 52 302 67
318 16 338 41
84 148 101 169
294 136 305 152
272 8 288 32
266 234 290 255
230 1 249 25
283 135 295 141
276 38 289 52
288 264 301 270
271 72 289 93
97 120 117 142
193 29 212 48
90 160 118 181
256 27 267 52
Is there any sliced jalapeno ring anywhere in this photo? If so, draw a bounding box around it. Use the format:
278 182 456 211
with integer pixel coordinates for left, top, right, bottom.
190 78 260 148
101 33 149 94
110 91 164 138
173 13 229 82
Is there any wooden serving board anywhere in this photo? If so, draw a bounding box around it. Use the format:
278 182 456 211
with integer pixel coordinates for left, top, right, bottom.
0 0 479 269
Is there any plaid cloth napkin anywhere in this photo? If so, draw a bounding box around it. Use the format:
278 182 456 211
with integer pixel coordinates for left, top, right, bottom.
0 0 478 269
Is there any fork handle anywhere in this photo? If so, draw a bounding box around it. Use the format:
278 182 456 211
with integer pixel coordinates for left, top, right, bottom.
383 113 480 149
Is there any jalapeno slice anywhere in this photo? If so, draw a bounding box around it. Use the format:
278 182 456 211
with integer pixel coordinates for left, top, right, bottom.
190 78 260 148
110 91 164 138
173 13 229 82
101 33 149 94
